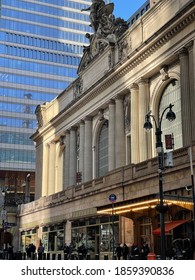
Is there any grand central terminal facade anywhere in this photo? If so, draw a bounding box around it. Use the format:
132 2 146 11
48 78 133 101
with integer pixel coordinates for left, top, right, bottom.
16 0 195 258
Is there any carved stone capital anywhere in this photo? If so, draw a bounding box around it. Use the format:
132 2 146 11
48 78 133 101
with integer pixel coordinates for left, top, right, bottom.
107 99 115 106
178 47 188 58
129 83 138 90
84 115 93 122
185 40 194 52
138 78 149 85
70 126 77 131
78 120 85 126
115 94 124 101
65 130 70 135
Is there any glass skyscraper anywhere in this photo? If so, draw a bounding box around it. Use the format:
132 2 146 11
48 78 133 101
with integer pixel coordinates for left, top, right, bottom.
0 0 110 180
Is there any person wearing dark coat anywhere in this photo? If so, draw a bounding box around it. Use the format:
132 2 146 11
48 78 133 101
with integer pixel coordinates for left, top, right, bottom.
140 242 150 260
130 243 140 259
37 243 44 260
115 244 122 260
122 243 129 260
8 244 14 260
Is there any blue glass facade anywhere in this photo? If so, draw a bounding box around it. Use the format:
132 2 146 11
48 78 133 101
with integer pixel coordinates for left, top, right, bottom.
0 0 114 172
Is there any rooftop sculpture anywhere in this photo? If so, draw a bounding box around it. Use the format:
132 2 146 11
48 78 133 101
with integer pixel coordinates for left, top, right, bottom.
79 0 128 71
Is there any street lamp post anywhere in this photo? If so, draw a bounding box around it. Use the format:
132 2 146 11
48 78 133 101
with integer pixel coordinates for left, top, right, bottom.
191 177 195 246
144 104 176 260
1 187 11 251
188 146 195 245
25 174 31 203
1 188 6 231
109 194 117 259
1 187 11 225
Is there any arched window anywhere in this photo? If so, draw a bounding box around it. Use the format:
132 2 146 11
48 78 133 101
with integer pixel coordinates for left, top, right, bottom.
159 79 182 151
97 120 108 177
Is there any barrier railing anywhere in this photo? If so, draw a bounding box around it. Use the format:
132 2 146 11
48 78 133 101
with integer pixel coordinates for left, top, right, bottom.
0 252 117 260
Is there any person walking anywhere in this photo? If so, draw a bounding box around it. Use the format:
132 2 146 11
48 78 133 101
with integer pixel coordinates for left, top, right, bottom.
140 242 150 260
37 243 44 260
130 243 140 260
7 244 14 260
29 243 36 260
115 244 122 260
122 243 129 260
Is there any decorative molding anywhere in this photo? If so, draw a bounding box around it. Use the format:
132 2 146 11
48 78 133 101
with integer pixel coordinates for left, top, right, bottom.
129 83 138 90
46 6 195 130
84 115 93 122
138 77 149 85
160 66 169 81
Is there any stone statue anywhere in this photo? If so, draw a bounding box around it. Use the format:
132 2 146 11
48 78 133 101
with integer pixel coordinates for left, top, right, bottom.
79 1 129 71
81 0 106 32
81 1 128 39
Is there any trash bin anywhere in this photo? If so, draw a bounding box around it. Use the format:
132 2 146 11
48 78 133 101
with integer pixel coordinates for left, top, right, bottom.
147 253 156 260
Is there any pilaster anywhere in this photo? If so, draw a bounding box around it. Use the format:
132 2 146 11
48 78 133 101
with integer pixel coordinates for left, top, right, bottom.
64 131 70 189
138 78 150 162
48 142 56 195
108 99 115 171
115 95 125 168
179 47 191 146
130 83 139 164
84 116 93 182
79 120 85 183
186 41 195 142
69 126 77 186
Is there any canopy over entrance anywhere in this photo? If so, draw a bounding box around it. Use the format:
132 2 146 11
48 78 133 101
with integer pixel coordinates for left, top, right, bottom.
97 194 193 215
152 220 190 235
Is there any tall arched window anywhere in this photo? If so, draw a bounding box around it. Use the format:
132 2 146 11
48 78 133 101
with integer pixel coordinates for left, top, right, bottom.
97 120 108 177
159 79 182 151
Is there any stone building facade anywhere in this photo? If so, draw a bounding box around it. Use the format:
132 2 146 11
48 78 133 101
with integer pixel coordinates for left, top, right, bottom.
18 0 195 258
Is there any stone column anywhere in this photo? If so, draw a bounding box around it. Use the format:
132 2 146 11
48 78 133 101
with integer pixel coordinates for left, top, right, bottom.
79 120 85 182
84 116 92 182
186 41 195 142
48 142 55 195
108 99 115 171
55 138 64 193
138 78 150 161
115 95 125 168
179 48 191 146
69 127 77 186
64 131 70 189
130 83 139 164
55 142 60 193
41 143 49 197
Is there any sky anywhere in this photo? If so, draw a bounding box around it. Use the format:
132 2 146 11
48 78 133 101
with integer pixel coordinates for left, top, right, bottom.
111 0 148 21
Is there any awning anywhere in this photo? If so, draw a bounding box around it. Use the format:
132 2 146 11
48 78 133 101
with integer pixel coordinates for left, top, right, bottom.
152 220 189 235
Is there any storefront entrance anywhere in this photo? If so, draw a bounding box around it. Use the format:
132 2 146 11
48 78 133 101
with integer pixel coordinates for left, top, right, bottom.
71 216 119 259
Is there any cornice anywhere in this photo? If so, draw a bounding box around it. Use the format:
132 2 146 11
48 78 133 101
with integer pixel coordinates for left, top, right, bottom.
37 3 195 136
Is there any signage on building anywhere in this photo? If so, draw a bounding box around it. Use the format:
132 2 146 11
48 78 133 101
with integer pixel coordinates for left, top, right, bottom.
165 134 174 149
1 209 7 221
164 152 173 167
76 172 82 183
109 194 117 203
3 222 16 228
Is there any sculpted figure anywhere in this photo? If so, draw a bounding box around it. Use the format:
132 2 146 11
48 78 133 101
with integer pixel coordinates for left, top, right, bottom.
79 1 128 71
81 0 106 32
